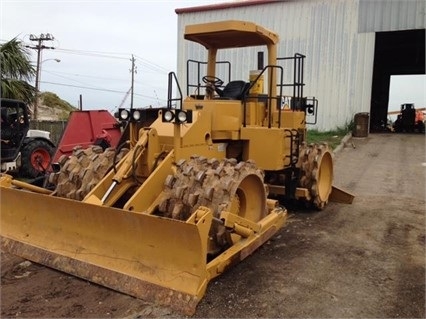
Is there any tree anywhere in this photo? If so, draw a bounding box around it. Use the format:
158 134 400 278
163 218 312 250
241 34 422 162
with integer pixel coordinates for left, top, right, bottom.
0 37 36 103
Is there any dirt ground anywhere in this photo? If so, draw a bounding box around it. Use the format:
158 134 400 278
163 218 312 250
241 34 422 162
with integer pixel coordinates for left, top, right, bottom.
1 133 425 318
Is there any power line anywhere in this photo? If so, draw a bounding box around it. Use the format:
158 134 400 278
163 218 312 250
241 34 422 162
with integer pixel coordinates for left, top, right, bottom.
43 69 129 82
40 80 166 101
133 54 170 73
54 48 129 60
134 59 169 74
55 48 131 56
45 69 169 91
15 39 173 72
43 70 103 88
15 40 172 107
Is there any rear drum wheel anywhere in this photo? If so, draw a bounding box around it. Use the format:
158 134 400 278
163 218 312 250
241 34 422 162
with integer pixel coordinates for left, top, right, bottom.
299 143 333 210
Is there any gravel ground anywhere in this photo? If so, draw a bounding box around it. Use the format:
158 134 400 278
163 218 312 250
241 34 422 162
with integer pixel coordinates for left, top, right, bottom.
1 133 425 318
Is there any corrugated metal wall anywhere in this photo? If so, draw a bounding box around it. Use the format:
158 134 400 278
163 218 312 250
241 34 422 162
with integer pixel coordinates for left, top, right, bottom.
176 0 422 131
358 0 425 33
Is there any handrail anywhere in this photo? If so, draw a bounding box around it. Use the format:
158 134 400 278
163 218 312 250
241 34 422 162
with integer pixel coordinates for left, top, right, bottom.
243 65 284 128
277 53 306 111
167 72 183 110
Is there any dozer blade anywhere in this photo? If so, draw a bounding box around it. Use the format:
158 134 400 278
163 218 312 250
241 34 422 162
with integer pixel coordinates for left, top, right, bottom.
329 185 355 204
0 187 212 315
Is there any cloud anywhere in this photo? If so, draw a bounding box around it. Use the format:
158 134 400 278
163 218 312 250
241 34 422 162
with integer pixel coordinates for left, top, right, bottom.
1 0 220 109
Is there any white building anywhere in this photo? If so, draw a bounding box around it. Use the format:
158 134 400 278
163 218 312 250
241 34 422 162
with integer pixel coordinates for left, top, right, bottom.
175 0 425 131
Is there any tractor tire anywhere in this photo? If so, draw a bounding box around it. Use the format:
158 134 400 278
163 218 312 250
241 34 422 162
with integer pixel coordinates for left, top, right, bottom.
49 146 129 201
20 139 55 178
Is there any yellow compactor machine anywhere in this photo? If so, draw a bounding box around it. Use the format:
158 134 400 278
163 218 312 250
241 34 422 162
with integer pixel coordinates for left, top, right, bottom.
0 20 353 315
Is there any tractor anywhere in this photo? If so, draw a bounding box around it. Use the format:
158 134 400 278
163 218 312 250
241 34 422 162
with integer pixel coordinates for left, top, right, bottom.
392 103 425 133
1 98 55 179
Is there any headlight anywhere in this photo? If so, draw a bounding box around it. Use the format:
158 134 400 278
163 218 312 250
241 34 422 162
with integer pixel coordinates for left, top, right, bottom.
177 110 187 123
119 109 130 120
132 110 141 121
161 109 193 124
163 110 174 122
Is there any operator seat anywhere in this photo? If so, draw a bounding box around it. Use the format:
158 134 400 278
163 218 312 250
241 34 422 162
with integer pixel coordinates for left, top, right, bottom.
215 81 250 100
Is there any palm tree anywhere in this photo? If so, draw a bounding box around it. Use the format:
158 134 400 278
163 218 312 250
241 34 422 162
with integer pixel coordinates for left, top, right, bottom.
0 38 36 103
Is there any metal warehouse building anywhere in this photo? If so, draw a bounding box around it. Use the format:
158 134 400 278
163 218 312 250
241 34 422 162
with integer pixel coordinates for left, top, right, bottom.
175 0 425 131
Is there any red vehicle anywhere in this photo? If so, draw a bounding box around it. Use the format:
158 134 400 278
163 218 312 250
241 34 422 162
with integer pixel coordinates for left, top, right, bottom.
53 107 160 163
52 110 123 163
2 98 160 186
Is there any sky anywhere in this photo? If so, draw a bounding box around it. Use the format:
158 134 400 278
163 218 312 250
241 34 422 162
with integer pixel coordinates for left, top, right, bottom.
388 75 425 111
1 0 425 115
0 0 222 112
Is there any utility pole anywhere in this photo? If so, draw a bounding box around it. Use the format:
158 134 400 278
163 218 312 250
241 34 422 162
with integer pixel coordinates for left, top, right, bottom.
130 55 136 109
27 33 55 120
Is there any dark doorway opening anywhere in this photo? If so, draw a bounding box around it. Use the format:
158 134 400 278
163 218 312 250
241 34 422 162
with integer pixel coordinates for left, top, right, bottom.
370 29 425 132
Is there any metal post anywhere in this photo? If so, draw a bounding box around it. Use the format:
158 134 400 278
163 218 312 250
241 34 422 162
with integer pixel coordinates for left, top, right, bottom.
130 55 136 109
27 33 55 120
34 39 42 120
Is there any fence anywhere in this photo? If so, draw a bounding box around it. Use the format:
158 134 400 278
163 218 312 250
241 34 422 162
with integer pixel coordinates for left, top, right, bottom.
30 120 67 145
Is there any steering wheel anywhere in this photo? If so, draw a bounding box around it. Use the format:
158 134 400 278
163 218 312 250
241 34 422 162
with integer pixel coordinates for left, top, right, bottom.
202 75 224 88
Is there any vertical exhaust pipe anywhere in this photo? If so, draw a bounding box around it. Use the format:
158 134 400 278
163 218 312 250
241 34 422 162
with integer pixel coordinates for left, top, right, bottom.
257 51 264 70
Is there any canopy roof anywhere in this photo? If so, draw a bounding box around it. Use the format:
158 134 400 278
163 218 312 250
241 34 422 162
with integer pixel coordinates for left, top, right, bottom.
184 20 279 50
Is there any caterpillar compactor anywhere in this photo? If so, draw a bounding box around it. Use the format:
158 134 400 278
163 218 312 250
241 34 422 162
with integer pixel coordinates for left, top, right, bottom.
0 21 353 315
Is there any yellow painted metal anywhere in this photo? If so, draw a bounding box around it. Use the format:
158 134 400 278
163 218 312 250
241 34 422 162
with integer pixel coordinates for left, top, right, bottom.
0 173 52 195
278 110 306 130
330 186 355 204
249 70 264 95
1 181 286 315
184 20 279 102
316 150 333 204
184 20 279 49
206 207 286 278
122 150 174 213
140 128 162 176
209 101 242 134
0 173 12 187
183 99 242 139
241 126 286 170
207 48 217 80
220 211 261 236
0 185 212 315
244 100 267 126
267 184 311 200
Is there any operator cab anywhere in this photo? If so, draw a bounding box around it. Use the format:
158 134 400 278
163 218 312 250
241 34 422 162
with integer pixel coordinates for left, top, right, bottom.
203 76 250 100
1 99 29 161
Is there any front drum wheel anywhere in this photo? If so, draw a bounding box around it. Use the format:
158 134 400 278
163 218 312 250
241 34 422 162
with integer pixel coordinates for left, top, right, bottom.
49 146 128 200
159 156 268 254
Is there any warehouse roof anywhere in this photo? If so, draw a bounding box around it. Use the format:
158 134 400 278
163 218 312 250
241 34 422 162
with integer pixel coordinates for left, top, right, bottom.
175 0 281 14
